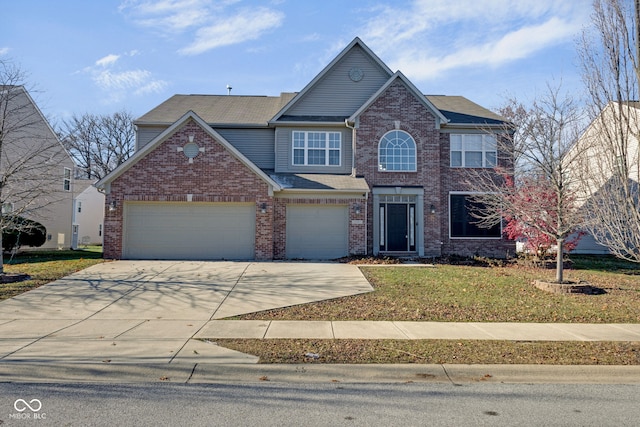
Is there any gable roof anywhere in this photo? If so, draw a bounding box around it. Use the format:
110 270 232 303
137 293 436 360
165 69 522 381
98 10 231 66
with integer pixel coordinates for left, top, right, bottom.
270 37 394 124
96 110 281 193
427 95 506 126
349 71 449 126
135 93 296 126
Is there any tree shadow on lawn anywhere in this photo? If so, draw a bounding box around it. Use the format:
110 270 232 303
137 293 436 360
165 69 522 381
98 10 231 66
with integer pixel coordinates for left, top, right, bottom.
5 249 103 265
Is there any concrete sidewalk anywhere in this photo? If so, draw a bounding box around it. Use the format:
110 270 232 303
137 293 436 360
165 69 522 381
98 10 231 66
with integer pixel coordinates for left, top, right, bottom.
196 320 640 341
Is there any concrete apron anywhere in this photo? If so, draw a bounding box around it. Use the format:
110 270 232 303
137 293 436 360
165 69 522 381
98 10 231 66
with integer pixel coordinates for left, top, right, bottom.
0 261 373 364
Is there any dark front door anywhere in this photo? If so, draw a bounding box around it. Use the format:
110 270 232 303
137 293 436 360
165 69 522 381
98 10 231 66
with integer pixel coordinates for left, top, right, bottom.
387 204 408 251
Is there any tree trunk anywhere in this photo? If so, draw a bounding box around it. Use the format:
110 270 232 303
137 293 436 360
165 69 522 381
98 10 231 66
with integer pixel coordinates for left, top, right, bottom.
556 238 564 283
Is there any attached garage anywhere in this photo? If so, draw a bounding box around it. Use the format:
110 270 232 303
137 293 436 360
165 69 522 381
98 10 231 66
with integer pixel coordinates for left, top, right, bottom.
285 204 349 259
123 202 255 260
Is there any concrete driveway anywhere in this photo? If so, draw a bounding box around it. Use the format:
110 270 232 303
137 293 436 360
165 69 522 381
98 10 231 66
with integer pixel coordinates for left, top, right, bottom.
0 261 373 364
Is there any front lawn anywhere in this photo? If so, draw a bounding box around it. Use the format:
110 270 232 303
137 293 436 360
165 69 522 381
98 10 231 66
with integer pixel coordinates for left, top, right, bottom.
237 257 640 323
1 250 105 300
225 256 640 364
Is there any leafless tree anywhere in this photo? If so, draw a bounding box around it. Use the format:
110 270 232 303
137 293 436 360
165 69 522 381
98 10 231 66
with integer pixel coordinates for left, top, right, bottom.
467 85 586 282
575 0 640 262
62 110 135 180
0 59 71 274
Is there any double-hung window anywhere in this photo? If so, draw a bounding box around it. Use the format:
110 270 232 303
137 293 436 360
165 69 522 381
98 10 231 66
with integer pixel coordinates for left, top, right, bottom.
292 131 341 166
450 134 497 168
63 168 71 191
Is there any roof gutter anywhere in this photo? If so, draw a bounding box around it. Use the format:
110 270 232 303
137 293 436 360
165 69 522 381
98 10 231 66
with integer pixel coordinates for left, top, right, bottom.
345 119 357 177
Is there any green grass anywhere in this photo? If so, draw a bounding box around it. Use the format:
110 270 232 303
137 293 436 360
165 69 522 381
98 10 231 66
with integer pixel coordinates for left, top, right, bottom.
237 256 640 323
1 249 105 300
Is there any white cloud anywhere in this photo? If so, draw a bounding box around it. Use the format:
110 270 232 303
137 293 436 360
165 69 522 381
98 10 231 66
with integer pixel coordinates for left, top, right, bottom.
96 54 120 67
357 0 589 80
0 47 10 56
120 0 283 55
178 7 284 55
82 50 168 104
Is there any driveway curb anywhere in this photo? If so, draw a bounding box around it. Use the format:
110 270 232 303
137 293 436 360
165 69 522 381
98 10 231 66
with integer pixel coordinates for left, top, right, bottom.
0 363 639 385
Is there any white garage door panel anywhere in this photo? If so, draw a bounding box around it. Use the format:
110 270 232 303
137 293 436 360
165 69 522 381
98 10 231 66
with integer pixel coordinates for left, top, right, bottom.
286 205 348 259
124 203 255 260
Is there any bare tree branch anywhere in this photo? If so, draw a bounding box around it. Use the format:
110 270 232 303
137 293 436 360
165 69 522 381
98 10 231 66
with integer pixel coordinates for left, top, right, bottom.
575 0 640 262
0 59 71 273
62 110 135 179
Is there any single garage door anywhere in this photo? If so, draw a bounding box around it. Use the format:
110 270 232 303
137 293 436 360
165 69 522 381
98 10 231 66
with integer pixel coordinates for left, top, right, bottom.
123 202 255 260
286 204 349 259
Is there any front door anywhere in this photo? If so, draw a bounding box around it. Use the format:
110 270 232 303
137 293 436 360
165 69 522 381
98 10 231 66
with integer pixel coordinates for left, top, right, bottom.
380 202 416 252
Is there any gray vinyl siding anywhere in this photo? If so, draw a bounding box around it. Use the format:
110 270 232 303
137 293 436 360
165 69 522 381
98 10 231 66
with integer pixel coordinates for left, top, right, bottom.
275 126 352 173
286 45 391 117
215 128 275 169
136 126 168 150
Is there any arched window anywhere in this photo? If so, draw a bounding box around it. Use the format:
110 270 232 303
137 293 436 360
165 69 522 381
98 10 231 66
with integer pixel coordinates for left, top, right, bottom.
378 130 416 171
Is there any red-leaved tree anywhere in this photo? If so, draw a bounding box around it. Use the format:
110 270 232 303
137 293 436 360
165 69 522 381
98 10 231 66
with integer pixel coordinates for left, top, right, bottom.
501 174 584 260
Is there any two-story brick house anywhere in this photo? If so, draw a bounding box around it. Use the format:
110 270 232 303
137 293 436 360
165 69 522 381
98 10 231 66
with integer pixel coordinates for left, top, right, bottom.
96 38 514 260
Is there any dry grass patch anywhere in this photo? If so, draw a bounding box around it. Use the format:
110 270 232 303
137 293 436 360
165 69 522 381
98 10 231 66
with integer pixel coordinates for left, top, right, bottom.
215 339 640 365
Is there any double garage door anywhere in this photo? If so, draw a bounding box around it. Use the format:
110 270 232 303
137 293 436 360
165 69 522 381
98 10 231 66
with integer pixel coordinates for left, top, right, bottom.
286 205 349 259
123 202 255 260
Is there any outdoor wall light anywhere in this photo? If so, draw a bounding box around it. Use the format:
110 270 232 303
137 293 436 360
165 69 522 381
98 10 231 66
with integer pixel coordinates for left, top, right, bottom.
260 202 267 213
354 204 361 215
430 204 436 214
109 201 117 212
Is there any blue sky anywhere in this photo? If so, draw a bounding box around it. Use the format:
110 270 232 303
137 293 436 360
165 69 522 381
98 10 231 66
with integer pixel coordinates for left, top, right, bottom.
2 0 590 124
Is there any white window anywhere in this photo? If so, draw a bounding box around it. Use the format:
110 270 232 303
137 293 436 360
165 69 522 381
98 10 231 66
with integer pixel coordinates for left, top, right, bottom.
1 203 13 214
450 134 497 168
63 168 71 191
292 131 341 166
378 130 416 172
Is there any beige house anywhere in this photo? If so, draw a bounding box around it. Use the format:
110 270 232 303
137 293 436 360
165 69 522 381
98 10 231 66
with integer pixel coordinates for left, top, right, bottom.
72 180 105 248
572 101 640 254
0 85 75 250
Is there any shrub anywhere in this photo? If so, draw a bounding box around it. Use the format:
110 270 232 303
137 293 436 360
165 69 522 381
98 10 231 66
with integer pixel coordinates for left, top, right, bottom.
2 216 47 252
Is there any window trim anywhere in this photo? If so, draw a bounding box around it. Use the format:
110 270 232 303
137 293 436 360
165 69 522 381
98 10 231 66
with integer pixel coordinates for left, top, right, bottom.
292 131 342 167
63 167 71 192
448 192 502 240
378 130 417 172
450 134 497 168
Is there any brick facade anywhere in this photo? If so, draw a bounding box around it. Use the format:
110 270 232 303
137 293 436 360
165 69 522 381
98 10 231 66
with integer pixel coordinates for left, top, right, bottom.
354 80 514 258
103 119 274 260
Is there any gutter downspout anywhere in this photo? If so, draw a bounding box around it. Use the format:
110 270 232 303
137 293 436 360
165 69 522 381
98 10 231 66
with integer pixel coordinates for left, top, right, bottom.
345 119 356 177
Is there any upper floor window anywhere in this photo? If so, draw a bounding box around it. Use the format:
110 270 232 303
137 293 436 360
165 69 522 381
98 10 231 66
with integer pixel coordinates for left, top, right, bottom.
292 131 341 166
378 130 416 172
450 134 497 168
63 168 71 191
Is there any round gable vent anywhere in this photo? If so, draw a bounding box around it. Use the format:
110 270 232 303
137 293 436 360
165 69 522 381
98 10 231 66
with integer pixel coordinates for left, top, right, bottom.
183 142 200 159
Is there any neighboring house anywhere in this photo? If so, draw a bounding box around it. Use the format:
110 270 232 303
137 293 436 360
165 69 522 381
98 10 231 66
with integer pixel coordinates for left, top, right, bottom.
96 38 514 260
0 85 74 250
72 179 105 248
571 101 640 254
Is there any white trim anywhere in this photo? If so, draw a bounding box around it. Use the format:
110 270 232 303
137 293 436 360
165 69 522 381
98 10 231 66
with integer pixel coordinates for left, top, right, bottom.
378 130 417 172
349 72 449 127
291 131 342 167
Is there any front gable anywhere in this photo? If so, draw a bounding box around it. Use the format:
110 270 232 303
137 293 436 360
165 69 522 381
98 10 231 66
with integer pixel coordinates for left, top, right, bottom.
97 111 280 196
271 38 393 123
